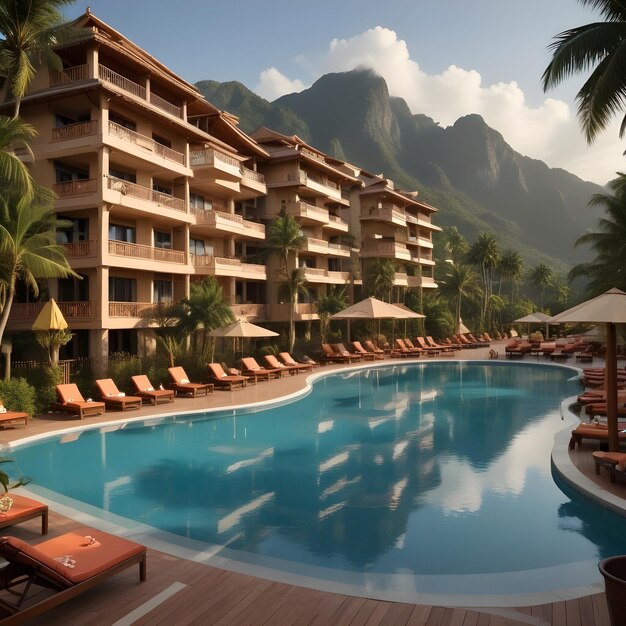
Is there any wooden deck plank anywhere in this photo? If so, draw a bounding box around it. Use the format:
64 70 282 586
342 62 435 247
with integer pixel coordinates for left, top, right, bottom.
461 610 479 626
348 598 380 625
564 598 582 626
383 602 417 626
592 593 611 626
406 604 433 625
425 605 446 626
305 593 350 625
551 601 567 626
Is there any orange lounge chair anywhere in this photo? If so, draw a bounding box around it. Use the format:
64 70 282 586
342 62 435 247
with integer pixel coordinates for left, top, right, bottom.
167 367 213 397
427 336 454 354
352 341 383 360
0 526 146 623
240 357 284 381
569 422 626 449
363 340 386 357
593 451 626 483
320 344 360 363
278 352 314 372
332 343 363 362
0 494 48 535
52 384 105 420
584 402 626 419
395 338 420 356
415 337 440 356
264 355 298 375
208 363 249 389
95 379 142 411
130 375 175 405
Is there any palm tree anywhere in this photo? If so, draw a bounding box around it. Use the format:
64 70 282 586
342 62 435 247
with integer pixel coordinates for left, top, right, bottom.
364 259 396 302
265 212 305 277
0 0 84 118
442 226 469 265
438 263 483 333
467 232 500 326
0 116 36 196
0 193 78 348
317 286 347 344
542 0 626 142
179 277 234 357
278 268 309 351
528 263 554 308
498 249 524 301
569 172 626 294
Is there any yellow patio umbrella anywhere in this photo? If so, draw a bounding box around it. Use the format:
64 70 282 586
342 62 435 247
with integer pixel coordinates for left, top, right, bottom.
31 299 68 331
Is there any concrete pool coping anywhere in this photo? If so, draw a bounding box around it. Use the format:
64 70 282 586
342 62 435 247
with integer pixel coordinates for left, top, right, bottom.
5 357 622 609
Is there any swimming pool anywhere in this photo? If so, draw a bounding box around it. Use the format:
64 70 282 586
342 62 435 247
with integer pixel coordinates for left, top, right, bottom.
10 362 626 604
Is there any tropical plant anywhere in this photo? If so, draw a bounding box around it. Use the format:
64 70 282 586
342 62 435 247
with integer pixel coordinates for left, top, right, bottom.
278 267 309 351
542 0 626 142
178 277 234 357
569 172 626 294
0 377 35 416
317 286 348 344
34 327 73 364
0 0 84 118
364 259 396 302
441 226 469 265
0 193 77 351
528 262 555 308
0 116 36 196
438 263 483 333
497 249 524 300
467 232 500 326
265 211 305 277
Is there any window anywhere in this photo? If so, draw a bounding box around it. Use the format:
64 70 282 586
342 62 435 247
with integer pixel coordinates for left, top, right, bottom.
109 112 136 131
109 224 136 243
154 230 172 249
57 217 87 244
154 279 173 303
108 168 136 183
109 277 136 302
152 133 171 148
58 275 89 301
189 193 211 210
54 162 89 183
190 238 206 256
152 181 172 195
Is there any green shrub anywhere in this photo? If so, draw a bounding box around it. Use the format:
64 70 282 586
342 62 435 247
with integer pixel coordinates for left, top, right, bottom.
26 365 63 415
0 378 36 417
107 352 142 393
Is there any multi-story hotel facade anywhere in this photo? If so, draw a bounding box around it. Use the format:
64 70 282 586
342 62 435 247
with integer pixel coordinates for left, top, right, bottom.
1 10 439 370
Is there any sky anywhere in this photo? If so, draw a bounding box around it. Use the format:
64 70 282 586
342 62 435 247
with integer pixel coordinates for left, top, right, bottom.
66 1 625 185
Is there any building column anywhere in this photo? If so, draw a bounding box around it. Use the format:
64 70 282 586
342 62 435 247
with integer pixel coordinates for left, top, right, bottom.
89 329 108 377
87 44 99 80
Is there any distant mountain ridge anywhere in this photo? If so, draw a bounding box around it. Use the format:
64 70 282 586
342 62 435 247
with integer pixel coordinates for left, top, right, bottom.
196 70 604 267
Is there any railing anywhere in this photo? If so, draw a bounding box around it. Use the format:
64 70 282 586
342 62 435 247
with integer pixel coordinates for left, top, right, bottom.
53 178 97 197
108 121 184 164
285 201 329 222
10 301 95 320
98 64 146 99
49 64 88 87
62 240 97 258
105 175 186 212
300 147 326 164
149 92 181 118
12 358 92 385
108 240 186 264
191 255 267 276
327 242 351 254
109 302 154 317
190 148 241 169
361 206 406 223
191 208 265 234
230 304 266 319
52 120 98 142
361 241 410 257
240 166 265 184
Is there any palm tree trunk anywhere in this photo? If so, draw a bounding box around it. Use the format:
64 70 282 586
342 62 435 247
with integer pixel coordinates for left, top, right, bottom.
0 284 16 359
289 293 295 352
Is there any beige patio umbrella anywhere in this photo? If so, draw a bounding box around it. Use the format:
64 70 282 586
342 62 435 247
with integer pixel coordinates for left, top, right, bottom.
31 299 68 331
208 319 278 361
550 288 626 451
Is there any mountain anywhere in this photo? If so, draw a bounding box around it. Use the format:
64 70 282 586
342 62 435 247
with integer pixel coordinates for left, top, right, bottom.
196 70 605 268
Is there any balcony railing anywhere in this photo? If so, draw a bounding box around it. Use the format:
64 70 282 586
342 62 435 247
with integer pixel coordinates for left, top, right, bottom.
190 148 241 169
106 175 186 212
52 120 98 142
49 64 88 87
109 302 154 317
361 206 406 224
62 240 97 258
191 208 265 235
327 242 351 254
11 301 95 319
108 121 185 165
149 92 181 118
53 178 97 197
285 201 329 223
108 240 186 264
240 166 265 184
230 304 266 319
191 255 267 277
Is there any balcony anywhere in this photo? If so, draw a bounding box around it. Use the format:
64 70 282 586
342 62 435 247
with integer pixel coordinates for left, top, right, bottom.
324 214 349 233
302 268 351 284
109 302 155 317
327 242 351 258
62 240 97 258
10 301 95 321
360 206 406 226
191 255 267 280
49 64 89 86
230 304 266 321
53 178 98 198
240 166 266 195
266 302 318 322
361 240 411 261
108 240 186 264
108 121 185 166
190 148 242 180
52 120 98 142
301 238 328 255
266 170 342 201
285 201 329 225
105 175 186 213
190 208 265 239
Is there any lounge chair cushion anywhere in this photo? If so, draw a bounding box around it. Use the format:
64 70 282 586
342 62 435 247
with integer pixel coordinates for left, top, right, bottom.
0 528 146 585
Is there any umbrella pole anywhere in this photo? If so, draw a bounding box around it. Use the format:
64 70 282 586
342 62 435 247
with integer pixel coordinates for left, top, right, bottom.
606 322 618 452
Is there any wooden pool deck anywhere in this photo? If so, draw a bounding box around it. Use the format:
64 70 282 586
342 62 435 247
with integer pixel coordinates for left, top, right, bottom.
0 346 619 625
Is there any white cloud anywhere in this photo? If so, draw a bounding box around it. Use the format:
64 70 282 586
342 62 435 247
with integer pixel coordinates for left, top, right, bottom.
255 67 305 101
256 27 625 185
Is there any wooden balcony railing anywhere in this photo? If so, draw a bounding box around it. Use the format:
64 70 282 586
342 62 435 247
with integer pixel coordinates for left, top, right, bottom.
11 301 94 319
105 176 186 212
98 64 146 99
52 120 98 142
285 201 329 223
191 208 265 234
149 92 181 118
190 148 241 169
108 121 184 164
62 240 97 258
230 304 266 319
53 178 97 197
240 166 265 184
109 302 154 317
108 240 186 264
49 64 88 87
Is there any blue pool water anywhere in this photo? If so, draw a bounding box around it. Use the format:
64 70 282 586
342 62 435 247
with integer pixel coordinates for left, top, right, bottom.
11 362 626 600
